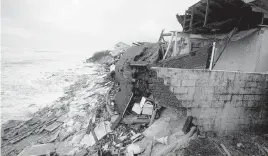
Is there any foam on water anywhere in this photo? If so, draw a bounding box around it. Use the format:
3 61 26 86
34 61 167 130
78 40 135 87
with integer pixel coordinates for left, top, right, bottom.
1 46 94 123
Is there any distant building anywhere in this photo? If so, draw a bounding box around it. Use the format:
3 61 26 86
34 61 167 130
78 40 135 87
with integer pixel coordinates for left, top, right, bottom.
110 42 130 57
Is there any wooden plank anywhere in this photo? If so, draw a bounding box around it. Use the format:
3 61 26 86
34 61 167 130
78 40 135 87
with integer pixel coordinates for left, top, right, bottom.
163 32 174 59
194 9 205 17
220 144 232 156
210 0 224 8
192 21 203 27
189 8 194 31
209 42 216 70
183 11 187 31
204 0 210 26
173 31 178 57
162 33 172 36
158 29 165 42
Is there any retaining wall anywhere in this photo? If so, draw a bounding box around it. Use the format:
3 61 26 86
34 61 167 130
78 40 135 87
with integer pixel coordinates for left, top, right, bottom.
151 67 268 134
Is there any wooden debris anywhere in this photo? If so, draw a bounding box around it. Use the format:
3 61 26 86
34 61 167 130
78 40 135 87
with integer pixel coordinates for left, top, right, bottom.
44 121 63 132
182 116 193 134
48 128 61 143
262 146 268 154
155 126 197 156
220 143 232 156
121 115 150 125
255 142 267 156
17 143 56 156
111 115 122 130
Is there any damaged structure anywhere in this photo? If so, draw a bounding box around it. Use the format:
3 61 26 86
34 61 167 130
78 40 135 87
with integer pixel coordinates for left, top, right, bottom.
2 0 268 156
112 0 268 137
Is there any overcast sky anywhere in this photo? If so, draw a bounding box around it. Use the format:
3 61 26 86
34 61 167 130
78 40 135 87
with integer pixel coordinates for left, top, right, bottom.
1 0 198 53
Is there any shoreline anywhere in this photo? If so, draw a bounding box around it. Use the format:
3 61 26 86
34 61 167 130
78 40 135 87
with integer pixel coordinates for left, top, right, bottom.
1 61 114 155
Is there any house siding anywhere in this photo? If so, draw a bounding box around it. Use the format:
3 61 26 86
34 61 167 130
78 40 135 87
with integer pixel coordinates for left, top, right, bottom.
213 28 268 72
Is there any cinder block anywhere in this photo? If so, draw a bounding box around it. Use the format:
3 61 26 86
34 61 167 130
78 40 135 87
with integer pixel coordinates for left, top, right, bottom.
188 73 200 80
173 87 188 94
219 95 232 101
245 81 258 88
169 86 175 93
211 100 225 108
191 101 199 107
234 81 246 88
197 100 212 108
232 95 243 101
250 88 262 94
195 79 210 87
245 108 261 119
247 101 259 107
199 71 210 80
212 94 220 101
163 77 171 86
223 72 236 81
252 74 265 82
253 95 262 101
181 80 196 87
243 95 255 100
235 101 243 107
238 87 246 94
227 85 240 94
181 100 193 107
187 87 195 98
214 86 229 94
175 94 193 101
242 74 254 81
171 79 181 87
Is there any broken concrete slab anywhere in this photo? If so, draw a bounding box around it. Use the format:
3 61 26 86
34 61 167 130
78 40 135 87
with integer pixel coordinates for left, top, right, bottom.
70 131 85 144
132 103 142 114
75 149 88 156
141 104 153 115
45 121 63 132
17 143 56 156
143 117 171 139
140 97 147 108
80 134 96 147
94 121 112 140
56 142 79 156
48 128 61 143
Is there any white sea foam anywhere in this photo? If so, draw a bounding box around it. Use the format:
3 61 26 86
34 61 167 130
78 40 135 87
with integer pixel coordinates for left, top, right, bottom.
1 46 94 123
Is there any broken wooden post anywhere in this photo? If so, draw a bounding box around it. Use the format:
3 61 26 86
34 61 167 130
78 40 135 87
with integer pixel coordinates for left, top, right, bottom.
220 143 232 156
190 8 194 31
204 0 209 26
209 42 216 70
173 31 178 57
163 32 174 59
183 11 187 31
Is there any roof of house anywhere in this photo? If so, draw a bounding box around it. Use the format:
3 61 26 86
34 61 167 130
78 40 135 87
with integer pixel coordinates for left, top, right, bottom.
176 0 268 34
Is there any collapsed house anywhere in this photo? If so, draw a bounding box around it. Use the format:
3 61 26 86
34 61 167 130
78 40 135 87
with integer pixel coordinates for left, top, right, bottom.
112 0 268 135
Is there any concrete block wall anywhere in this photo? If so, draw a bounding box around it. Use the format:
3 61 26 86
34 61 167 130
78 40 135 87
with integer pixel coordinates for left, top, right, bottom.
151 67 268 134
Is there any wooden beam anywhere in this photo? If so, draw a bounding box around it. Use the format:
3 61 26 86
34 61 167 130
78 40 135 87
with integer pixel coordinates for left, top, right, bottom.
173 31 178 57
162 33 172 36
209 42 216 70
183 11 187 31
163 32 174 60
192 21 203 27
210 0 224 9
158 29 165 42
204 0 209 26
189 8 194 31
194 9 205 16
